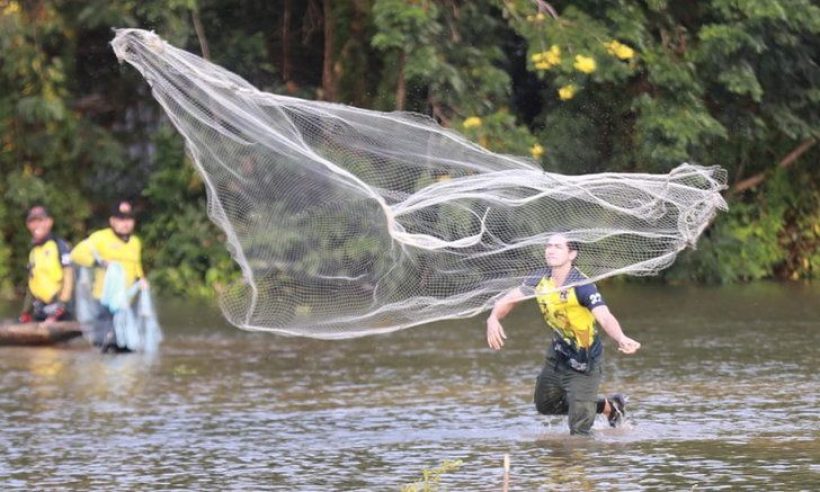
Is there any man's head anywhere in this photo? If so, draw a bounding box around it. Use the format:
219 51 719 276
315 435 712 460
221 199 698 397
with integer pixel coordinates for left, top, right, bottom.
25 205 54 243
544 232 579 268
109 200 136 236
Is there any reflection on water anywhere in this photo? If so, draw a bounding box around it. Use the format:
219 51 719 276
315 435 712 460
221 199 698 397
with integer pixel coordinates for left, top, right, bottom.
0 282 818 490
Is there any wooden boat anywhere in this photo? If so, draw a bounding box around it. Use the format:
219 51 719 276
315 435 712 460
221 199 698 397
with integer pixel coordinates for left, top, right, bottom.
0 320 85 346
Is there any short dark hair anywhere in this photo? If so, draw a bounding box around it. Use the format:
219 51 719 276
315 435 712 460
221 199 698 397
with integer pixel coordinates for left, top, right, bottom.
549 231 580 253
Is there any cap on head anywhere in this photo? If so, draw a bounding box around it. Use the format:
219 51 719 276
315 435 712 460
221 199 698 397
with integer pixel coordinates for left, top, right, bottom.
26 205 51 222
111 200 135 219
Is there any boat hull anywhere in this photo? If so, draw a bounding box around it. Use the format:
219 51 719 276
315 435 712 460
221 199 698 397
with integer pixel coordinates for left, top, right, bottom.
0 321 84 346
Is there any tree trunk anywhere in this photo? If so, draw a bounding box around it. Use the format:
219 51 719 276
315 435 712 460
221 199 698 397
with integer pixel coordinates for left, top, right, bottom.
282 0 292 83
321 0 336 101
349 0 367 106
396 51 406 111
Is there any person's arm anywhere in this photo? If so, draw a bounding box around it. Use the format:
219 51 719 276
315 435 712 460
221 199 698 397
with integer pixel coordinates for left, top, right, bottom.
57 239 74 303
591 305 641 354
135 237 147 287
57 268 74 303
19 289 33 323
486 287 527 350
70 237 97 268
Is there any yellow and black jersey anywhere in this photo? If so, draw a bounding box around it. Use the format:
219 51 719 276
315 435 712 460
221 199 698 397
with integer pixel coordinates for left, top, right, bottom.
522 266 606 351
70 228 144 299
28 235 72 303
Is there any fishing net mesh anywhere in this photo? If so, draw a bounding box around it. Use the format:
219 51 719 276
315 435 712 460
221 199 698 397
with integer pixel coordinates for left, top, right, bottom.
111 29 727 338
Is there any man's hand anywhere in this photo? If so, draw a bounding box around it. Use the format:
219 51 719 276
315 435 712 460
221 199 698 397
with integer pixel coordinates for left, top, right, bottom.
486 315 507 350
18 312 32 323
616 335 641 354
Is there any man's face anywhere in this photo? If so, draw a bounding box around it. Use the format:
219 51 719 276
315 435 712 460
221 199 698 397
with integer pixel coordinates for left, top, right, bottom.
26 217 53 243
110 216 135 236
544 234 577 268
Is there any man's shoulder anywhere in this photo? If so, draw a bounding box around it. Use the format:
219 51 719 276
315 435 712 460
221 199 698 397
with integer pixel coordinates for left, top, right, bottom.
51 236 72 255
51 235 70 246
88 228 113 241
32 236 68 251
52 237 72 265
570 269 606 308
522 267 551 288
567 266 590 284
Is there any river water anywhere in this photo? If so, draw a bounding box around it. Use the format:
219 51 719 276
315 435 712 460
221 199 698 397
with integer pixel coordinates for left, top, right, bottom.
0 282 817 490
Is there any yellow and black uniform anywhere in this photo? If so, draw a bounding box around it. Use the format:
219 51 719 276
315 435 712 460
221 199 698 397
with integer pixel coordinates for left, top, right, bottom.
70 228 144 299
523 266 606 371
24 234 74 320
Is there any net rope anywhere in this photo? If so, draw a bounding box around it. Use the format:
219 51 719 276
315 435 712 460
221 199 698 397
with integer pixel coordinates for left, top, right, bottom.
111 29 728 339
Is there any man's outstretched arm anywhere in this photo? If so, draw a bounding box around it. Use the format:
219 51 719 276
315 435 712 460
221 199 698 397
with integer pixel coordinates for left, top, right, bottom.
486 287 526 350
591 305 641 354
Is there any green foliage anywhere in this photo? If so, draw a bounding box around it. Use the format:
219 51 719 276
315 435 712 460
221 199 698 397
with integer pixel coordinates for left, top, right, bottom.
140 125 240 298
667 166 819 282
1 0 817 302
372 1 536 160
401 458 463 492
458 109 539 158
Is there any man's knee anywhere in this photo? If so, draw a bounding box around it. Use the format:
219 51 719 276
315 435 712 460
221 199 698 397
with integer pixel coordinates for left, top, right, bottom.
568 399 597 435
534 384 566 415
535 399 564 415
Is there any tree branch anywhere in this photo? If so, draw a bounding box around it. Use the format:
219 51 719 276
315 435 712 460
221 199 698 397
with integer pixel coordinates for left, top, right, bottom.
533 0 559 19
192 8 210 60
732 138 817 193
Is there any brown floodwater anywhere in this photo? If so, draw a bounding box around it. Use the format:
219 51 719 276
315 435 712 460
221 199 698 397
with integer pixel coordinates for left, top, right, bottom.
0 282 817 490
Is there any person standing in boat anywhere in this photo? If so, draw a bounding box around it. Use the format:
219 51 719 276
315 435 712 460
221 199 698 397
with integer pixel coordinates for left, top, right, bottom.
485 232 641 435
70 200 148 351
19 205 74 324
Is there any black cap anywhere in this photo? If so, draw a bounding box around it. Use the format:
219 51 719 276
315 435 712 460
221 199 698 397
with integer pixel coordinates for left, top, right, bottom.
111 200 135 219
26 205 51 221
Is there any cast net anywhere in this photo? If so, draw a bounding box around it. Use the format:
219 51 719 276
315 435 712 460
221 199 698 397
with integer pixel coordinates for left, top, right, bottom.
111 29 727 339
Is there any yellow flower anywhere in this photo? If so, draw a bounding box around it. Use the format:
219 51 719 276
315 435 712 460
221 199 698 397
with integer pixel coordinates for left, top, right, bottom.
545 45 561 65
530 143 545 159
558 84 576 100
574 55 596 73
3 1 21 15
531 45 561 71
605 40 635 60
463 116 482 129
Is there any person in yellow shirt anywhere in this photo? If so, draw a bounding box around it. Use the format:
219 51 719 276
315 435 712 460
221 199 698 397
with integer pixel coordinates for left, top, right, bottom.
19 205 74 324
486 233 641 435
71 200 147 351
